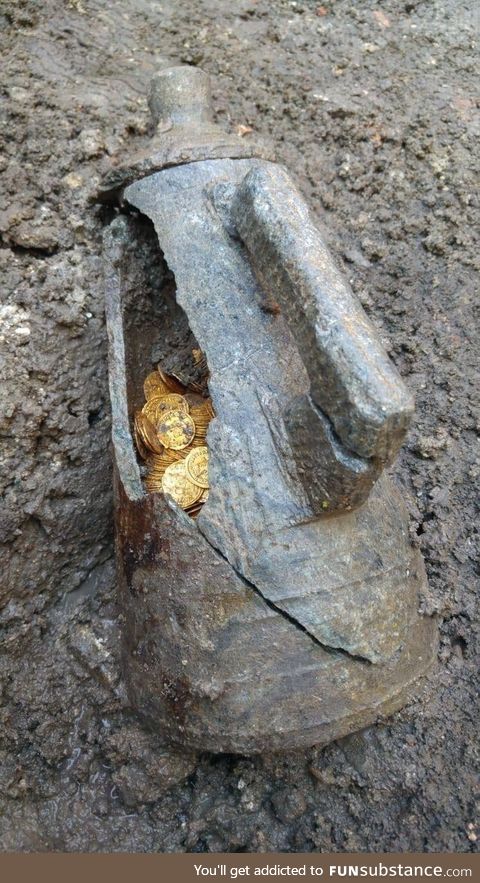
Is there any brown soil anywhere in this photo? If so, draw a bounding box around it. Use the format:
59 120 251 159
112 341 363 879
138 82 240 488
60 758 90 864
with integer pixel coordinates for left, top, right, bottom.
0 0 478 853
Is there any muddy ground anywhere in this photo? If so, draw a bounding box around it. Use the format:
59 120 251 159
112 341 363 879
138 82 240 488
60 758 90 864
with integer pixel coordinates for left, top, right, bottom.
0 0 478 854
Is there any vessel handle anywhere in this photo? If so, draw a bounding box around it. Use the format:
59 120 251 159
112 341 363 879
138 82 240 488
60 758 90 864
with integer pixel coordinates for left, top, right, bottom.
231 164 414 465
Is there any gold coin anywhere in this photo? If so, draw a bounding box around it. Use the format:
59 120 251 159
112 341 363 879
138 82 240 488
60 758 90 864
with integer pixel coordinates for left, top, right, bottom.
193 427 210 437
191 416 210 427
134 410 162 455
190 403 211 418
190 408 212 426
155 393 189 417
136 411 164 454
185 446 209 488
199 488 209 502
142 398 161 424
142 393 188 427
161 460 203 509
157 409 196 450
157 368 185 394
144 371 170 400
133 417 150 460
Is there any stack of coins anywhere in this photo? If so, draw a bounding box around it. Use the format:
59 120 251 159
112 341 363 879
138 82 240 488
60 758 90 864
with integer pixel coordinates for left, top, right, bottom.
133 365 213 517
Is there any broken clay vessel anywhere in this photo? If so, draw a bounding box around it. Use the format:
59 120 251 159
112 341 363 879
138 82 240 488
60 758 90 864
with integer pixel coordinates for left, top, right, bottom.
101 67 437 753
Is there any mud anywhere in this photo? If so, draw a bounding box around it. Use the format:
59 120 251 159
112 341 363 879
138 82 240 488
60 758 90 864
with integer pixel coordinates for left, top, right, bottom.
0 0 478 854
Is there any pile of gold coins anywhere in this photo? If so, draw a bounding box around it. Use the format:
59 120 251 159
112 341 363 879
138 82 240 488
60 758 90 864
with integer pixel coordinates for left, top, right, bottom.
133 367 214 517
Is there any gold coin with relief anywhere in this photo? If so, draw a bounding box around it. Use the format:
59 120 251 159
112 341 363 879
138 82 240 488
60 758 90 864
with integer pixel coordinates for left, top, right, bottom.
185 446 209 489
144 371 170 400
143 393 188 426
154 393 189 419
161 460 203 509
157 409 196 450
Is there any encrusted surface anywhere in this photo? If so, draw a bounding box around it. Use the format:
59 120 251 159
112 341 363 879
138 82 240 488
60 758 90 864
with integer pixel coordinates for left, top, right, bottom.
123 161 435 664
115 479 436 753
112 175 437 745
